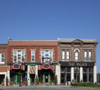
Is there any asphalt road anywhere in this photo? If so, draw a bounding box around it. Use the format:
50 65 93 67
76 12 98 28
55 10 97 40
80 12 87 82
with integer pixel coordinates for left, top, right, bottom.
0 87 100 90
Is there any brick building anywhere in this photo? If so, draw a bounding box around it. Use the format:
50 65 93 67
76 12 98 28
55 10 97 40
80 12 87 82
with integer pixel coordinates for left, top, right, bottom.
0 38 98 86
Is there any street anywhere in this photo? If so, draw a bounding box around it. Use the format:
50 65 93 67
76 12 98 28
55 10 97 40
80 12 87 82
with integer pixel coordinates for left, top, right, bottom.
0 86 100 90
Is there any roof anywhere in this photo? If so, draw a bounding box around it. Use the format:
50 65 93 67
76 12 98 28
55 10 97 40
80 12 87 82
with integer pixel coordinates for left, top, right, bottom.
58 39 98 44
8 40 58 46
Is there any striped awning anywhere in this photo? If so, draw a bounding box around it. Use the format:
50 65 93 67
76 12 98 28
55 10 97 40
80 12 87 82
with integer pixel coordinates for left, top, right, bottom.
29 66 35 74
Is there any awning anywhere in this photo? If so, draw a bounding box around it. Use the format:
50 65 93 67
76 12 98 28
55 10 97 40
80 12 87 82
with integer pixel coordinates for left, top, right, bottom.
40 65 52 70
29 66 35 74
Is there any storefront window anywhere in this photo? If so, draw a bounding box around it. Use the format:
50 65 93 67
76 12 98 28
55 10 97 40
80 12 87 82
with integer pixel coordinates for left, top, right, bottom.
67 67 71 72
83 67 87 72
83 73 87 82
89 67 93 72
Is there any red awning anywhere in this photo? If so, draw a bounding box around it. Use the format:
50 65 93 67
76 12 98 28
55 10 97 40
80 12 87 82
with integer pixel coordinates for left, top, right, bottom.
40 65 52 70
10 65 22 70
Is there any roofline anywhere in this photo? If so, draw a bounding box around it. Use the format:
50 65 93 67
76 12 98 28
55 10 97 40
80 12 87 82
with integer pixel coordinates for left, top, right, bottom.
9 40 58 41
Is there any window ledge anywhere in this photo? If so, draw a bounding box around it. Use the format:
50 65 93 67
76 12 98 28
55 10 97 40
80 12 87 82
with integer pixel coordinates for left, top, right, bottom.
0 62 5 64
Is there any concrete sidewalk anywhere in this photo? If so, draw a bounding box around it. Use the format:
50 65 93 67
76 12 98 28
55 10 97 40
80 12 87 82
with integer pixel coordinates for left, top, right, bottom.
0 85 71 88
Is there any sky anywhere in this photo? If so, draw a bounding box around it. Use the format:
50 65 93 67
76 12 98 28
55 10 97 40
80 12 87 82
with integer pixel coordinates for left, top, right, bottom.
0 0 100 73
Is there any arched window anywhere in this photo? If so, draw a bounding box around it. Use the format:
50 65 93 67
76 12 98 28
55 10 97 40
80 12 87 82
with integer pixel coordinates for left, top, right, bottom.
74 49 80 61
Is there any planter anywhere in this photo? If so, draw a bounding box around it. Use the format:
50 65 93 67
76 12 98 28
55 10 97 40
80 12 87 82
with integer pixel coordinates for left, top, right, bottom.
39 83 42 86
51 83 54 85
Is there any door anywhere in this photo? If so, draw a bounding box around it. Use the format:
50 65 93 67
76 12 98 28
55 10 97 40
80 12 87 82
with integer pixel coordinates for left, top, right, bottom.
45 73 48 83
0 75 4 85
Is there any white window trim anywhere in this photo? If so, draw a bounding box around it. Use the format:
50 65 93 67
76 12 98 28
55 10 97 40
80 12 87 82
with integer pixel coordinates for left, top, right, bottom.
75 51 79 61
41 50 53 63
62 51 65 60
84 51 87 61
89 51 92 61
0 53 5 64
13 50 25 63
31 50 35 62
66 51 69 60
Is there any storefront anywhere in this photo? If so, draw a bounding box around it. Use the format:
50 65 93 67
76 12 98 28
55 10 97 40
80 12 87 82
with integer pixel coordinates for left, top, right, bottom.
38 63 55 85
10 63 26 85
60 61 94 84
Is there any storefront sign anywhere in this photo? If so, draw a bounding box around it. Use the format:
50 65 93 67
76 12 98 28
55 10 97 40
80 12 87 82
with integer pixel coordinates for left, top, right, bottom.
43 63 50 69
60 61 94 67
13 63 20 69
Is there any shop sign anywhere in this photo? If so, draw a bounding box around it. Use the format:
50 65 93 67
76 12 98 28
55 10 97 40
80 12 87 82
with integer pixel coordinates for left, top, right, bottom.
13 63 20 69
43 63 50 69
60 62 94 67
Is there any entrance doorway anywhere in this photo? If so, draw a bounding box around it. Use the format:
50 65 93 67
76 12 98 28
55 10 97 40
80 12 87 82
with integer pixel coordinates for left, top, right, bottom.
38 69 54 85
0 75 4 85
74 67 80 83
45 73 48 83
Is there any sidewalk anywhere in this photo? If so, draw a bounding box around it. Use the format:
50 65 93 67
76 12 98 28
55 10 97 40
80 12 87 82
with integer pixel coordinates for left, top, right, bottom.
0 85 71 88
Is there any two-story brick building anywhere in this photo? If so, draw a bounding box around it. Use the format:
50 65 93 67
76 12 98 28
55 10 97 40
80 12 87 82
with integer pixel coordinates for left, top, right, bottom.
58 39 98 84
7 40 58 86
0 38 98 86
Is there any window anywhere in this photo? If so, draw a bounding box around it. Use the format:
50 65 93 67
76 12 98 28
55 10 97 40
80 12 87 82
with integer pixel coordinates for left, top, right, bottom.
66 51 69 60
31 50 35 62
13 50 25 62
84 51 87 61
0 53 5 64
41 50 53 63
62 51 65 60
89 51 92 61
75 50 79 61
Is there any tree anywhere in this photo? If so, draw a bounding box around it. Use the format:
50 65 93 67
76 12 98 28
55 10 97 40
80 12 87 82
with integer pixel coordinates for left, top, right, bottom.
6 76 9 86
55 75 58 85
34 75 39 85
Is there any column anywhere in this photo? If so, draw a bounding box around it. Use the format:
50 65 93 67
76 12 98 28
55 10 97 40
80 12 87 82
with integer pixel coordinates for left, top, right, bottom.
35 65 38 76
27 65 30 85
80 67 83 82
48 73 51 85
71 67 74 82
93 65 97 83
7 67 10 85
4 73 7 86
55 64 61 85
43 73 45 85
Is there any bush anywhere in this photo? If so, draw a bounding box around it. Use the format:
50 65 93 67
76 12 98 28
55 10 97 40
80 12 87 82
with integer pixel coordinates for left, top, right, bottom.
55 75 58 85
6 77 8 86
34 75 39 85
72 82 100 88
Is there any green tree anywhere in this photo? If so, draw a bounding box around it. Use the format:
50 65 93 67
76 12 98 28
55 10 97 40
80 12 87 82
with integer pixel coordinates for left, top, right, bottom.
55 75 58 85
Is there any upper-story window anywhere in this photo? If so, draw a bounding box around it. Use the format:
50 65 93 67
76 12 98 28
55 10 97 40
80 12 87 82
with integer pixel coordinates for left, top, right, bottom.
66 51 69 60
84 51 87 61
89 51 92 61
13 50 25 63
0 53 5 64
62 50 70 61
62 51 65 60
31 50 35 62
41 50 53 63
74 49 80 61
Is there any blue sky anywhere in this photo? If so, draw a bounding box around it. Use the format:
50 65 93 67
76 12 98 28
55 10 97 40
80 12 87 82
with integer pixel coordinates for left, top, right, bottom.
0 0 100 73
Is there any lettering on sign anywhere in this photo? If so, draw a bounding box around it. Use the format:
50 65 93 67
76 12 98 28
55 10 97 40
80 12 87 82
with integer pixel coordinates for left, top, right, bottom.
13 63 20 69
